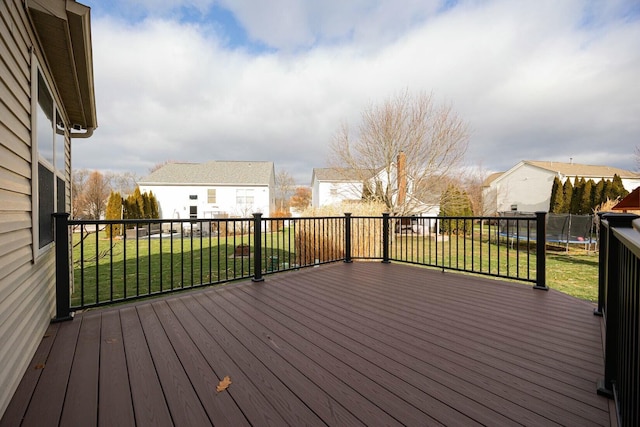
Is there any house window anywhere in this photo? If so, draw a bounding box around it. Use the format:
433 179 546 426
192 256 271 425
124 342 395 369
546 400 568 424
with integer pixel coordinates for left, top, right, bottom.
189 194 198 200
189 206 197 219
34 68 67 252
207 189 216 204
236 189 254 206
330 187 338 196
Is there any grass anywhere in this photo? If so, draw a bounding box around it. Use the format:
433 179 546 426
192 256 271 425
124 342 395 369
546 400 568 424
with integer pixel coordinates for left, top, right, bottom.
71 226 600 308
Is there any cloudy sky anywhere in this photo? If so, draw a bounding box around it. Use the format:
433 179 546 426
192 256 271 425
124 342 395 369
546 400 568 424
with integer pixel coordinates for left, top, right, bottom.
75 0 640 184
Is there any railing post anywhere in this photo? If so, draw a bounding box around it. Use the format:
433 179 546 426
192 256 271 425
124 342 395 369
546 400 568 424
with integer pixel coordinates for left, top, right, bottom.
533 211 548 290
594 212 607 316
597 213 638 399
252 213 264 282
344 213 352 263
53 213 72 322
382 213 390 263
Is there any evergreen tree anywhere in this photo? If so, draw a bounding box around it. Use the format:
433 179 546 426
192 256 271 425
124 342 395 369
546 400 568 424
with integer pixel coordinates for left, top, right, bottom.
149 191 160 218
104 191 123 238
561 179 573 213
142 192 151 219
579 179 594 214
549 177 564 213
439 184 473 233
593 178 605 207
570 177 584 214
602 179 614 201
611 174 629 199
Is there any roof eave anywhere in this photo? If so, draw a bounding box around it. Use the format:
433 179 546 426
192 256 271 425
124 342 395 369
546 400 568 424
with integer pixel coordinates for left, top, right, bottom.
27 0 97 135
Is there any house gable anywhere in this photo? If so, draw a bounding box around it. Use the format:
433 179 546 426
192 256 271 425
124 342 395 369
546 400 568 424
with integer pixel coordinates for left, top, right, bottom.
138 161 276 218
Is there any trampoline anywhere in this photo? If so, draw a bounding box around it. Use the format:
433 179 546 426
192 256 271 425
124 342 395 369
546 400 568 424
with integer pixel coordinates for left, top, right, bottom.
498 213 595 251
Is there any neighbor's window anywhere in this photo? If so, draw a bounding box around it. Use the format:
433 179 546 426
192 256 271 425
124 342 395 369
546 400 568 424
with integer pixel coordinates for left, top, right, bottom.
207 188 217 204
34 68 67 252
189 194 198 200
236 189 254 206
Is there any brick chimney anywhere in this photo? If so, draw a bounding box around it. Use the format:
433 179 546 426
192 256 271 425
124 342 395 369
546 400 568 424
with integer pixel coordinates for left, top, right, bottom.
397 151 407 206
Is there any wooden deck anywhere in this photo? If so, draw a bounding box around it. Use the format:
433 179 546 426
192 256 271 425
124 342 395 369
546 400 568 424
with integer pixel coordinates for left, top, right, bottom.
2 262 613 426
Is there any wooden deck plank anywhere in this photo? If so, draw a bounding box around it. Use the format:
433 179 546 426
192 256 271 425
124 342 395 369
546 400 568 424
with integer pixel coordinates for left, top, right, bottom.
136 303 212 426
223 285 470 426
2 262 612 427
20 318 81 427
59 315 101 426
165 296 291 426
150 300 251 426
262 270 608 426
119 306 173 427
0 323 60 427
235 278 538 426
189 293 341 426
313 265 604 388
98 310 135 427
172 295 306 425
209 288 417 426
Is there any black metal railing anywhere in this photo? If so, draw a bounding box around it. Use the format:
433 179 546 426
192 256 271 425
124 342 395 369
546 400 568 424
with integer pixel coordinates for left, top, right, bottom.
596 213 640 427
54 212 547 317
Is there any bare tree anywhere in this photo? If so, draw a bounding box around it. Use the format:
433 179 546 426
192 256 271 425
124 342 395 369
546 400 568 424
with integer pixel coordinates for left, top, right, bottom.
329 90 469 215
71 169 90 218
275 170 296 211
83 171 111 219
107 171 139 195
289 186 312 211
460 165 491 216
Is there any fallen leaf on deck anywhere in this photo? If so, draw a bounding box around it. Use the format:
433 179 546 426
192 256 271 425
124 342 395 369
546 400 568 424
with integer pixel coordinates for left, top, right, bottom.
34 364 45 370
105 338 118 344
216 376 232 392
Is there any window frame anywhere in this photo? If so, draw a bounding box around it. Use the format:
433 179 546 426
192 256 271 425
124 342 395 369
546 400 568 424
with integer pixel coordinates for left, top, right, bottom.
31 57 69 260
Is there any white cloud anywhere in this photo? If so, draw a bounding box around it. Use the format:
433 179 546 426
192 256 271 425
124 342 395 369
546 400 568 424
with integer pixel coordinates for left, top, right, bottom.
76 0 640 184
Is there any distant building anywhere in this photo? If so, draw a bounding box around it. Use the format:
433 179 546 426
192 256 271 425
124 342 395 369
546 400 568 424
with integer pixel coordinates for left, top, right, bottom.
138 161 276 219
310 168 366 208
483 160 640 215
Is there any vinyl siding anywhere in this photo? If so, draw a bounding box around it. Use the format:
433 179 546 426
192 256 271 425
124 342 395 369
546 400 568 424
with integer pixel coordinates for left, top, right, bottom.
0 0 61 418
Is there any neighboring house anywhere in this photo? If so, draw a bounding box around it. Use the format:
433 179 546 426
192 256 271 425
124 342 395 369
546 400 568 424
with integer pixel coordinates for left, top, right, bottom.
312 153 440 216
311 168 365 208
483 160 640 215
0 0 97 418
613 186 640 213
138 161 276 220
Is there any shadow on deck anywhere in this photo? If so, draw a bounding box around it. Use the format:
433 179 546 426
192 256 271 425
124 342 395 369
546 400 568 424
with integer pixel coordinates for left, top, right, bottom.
1 262 613 426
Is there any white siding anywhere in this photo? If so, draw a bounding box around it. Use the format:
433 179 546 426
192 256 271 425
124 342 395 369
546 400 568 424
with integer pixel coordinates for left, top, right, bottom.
0 1 67 417
312 181 363 208
494 164 556 213
139 184 273 219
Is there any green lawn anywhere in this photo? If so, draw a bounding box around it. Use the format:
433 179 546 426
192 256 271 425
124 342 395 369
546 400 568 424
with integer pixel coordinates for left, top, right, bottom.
71 228 600 308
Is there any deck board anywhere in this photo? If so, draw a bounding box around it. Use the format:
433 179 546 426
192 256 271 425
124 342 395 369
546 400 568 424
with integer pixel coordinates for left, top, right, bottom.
1 262 612 426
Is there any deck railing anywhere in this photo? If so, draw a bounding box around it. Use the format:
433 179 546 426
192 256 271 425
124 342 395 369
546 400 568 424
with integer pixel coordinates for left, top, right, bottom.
596 213 640 427
54 212 547 317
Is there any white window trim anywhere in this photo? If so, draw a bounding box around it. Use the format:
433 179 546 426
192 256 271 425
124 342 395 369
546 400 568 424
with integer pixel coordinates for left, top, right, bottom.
31 55 68 261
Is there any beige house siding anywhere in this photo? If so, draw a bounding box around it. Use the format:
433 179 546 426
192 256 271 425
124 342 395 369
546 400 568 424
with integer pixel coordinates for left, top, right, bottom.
0 0 62 417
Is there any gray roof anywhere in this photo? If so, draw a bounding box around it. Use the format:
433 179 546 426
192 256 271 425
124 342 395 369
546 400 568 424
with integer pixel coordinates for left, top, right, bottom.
139 161 274 186
525 161 639 179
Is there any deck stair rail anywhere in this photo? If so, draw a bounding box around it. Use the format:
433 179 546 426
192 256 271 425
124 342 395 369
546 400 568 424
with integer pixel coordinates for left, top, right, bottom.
54 212 547 318
596 213 640 427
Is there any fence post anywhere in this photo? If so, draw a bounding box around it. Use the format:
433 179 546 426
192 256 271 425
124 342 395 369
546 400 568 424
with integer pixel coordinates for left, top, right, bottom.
382 213 390 263
533 211 548 290
594 212 607 317
53 213 72 322
252 213 264 282
344 213 352 263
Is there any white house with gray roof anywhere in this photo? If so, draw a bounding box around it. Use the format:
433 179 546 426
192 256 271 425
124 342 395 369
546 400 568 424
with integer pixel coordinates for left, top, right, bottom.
138 161 275 219
483 160 640 215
